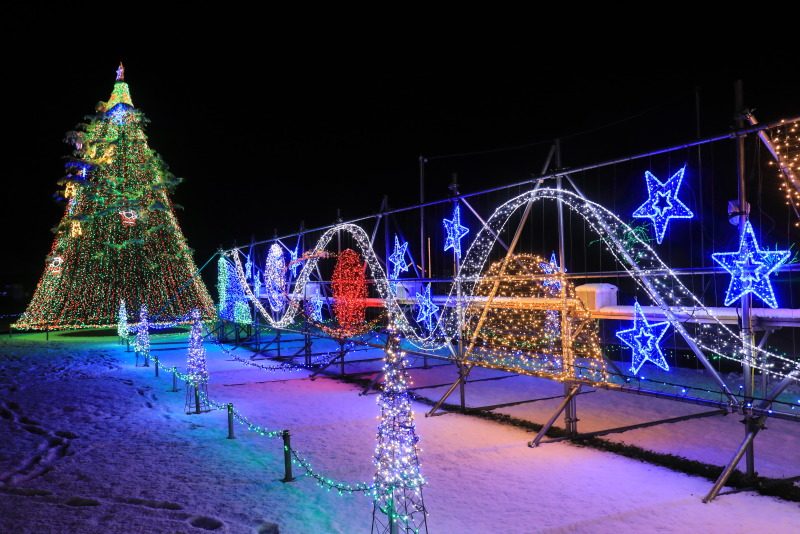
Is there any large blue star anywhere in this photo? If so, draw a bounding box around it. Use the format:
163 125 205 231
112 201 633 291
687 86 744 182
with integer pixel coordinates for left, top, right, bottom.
632 166 693 244
415 283 440 332
711 221 789 308
388 235 410 281
443 204 469 259
616 302 671 375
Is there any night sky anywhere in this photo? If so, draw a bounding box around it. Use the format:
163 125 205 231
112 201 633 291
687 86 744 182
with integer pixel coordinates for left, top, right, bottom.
4 18 800 296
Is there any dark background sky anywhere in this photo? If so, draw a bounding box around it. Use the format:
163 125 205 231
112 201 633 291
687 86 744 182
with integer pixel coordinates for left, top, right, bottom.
3 15 799 295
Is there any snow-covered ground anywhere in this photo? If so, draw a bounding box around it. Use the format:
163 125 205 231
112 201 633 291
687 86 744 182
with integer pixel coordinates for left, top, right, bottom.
1 329 798 533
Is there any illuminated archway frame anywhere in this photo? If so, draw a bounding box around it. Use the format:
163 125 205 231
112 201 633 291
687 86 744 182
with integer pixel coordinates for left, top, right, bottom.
228 187 800 385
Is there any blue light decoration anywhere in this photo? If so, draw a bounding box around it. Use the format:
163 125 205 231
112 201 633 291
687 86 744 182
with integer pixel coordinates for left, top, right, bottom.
134 304 151 366
264 243 287 313
289 243 301 278
711 221 790 308
388 235 410 283
244 255 253 281
632 166 693 244
218 256 251 323
415 283 439 332
616 302 671 375
307 293 324 322
107 103 130 125
443 204 469 260
539 252 564 291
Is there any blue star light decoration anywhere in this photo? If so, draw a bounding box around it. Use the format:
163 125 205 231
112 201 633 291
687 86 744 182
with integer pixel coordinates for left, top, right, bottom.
415 283 440 332
244 256 253 280
443 204 469 259
711 221 790 308
388 235 410 281
632 166 694 244
308 293 324 322
616 302 671 375
289 243 302 278
539 252 564 291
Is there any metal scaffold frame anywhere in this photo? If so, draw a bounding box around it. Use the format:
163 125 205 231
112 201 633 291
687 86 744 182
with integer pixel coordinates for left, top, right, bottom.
218 109 800 502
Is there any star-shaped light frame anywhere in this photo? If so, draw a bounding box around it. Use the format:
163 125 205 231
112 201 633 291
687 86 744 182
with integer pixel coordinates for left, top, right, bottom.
289 242 302 278
711 221 789 308
388 235 410 281
443 204 469 259
632 166 693 244
616 302 671 375
415 283 440 332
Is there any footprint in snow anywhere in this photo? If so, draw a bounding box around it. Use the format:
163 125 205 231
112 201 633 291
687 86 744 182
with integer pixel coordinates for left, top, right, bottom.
189 516 224 530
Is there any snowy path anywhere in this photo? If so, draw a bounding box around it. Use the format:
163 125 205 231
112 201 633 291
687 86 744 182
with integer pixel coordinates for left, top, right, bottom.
1 330 798 533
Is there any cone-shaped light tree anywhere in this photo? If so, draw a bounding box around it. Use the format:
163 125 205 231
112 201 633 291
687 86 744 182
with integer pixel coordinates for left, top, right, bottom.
13 64 214 330
372 329 428 533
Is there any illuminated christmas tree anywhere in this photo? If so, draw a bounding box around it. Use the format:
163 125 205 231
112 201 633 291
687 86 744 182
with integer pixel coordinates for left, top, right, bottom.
117 299 129 342
134 304 150 367
372 330 427 534
185 308 211 414
13 64 214 331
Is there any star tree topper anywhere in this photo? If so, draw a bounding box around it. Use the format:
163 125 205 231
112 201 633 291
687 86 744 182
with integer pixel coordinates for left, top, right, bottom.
415 283 439 332
616 302 671 375
632 166 693 244
539 252 565 291
443 204 469 259
711 221 790 308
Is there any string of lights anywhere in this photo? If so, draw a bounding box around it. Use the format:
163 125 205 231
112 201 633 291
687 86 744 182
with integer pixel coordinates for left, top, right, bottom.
224 187 798 384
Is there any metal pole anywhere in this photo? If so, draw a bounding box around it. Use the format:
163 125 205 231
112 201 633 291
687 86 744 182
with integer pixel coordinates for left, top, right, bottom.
282 430 295 482
419 155 426 280
155 359 159 377
735 80 756 480
227 403 235 439
529 385 581 447
703 429 758 502
171 371 178 392
389 494 398 534
425 373 465 416
555 139 578 436
704 369 798 501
